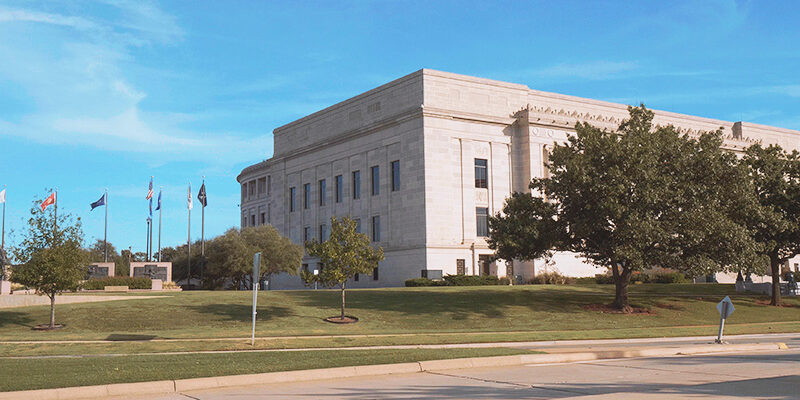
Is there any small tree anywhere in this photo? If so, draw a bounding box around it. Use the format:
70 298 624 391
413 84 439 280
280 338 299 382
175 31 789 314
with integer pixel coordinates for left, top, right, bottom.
11 191 87 328
302 216 384 321
741 144 800 305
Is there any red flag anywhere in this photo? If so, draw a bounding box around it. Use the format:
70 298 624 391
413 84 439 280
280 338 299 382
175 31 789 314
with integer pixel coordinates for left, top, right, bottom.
41 192 56 211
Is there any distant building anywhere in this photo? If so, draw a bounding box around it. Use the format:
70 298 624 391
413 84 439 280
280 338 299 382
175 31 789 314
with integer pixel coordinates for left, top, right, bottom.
238 69 800 288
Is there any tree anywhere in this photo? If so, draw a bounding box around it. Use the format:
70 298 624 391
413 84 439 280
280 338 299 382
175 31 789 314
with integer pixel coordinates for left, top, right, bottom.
11 191 88 328
241 225 303 288
302 216 384 321
741 144 800 305
489 106 758 311
85 239 119 263
202 226 302 290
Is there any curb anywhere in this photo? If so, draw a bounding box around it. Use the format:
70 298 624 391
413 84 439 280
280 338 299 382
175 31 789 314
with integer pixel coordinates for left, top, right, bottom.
0 342 787 400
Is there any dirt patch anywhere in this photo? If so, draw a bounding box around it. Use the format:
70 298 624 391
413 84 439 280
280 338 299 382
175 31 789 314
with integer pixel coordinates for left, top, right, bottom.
324 316 359 324
32 324 65 331
755 299 796 307
582 304 655 315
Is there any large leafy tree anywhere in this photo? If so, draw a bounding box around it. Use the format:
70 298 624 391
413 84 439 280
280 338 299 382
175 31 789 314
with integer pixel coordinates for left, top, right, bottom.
490 106 758 311
302 216 384 321
85 239 119 263
203 226 303 289
741 144 800 305
11 190 88 328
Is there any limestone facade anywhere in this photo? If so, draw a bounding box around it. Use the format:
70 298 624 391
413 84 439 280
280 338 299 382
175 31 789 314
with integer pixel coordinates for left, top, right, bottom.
237 69 800 288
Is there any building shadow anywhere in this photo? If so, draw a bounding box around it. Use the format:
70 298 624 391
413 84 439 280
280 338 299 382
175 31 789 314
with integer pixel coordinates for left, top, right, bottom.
104 333 158 341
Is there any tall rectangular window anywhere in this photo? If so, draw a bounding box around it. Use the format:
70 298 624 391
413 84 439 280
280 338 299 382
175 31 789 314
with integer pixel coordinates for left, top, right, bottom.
289 187 296 212
248 180 256 197
371 215 381 242
475 159 488 188
260 212 265 225
318 179 326 206
372 267 379 280
257 177 266 195
303 227 310 243
335 175 343 203
267 175 271 195
391 160 400 191
303 183 311 209
354 218 361 234
476 207 489 237
352 170 361 199
371 165 380 196
319 224 328 242
267 204 271 223
241 184 247 203
250 214 256 227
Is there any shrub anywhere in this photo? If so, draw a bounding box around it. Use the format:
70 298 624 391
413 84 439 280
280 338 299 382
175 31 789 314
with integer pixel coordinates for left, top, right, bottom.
574 277 596 284
405 278 446 287
82 276 152 290
527 271 575 285
595 273 614 284
645 269 688 284
498 276 512 285
443 274 502 286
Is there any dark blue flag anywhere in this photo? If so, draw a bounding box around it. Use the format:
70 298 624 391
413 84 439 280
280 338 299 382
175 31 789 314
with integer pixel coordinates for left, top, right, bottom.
155 190 162 211
90 194 105 211
149 197 153 218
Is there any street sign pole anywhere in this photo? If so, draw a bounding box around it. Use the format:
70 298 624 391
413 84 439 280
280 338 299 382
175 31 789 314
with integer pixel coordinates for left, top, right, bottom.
251 252 261 346
715 296 735 344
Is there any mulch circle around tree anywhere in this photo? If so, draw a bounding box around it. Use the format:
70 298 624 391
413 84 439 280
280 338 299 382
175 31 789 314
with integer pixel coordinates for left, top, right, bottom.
324 316 359 324
582 304 655 315
32 324 65 331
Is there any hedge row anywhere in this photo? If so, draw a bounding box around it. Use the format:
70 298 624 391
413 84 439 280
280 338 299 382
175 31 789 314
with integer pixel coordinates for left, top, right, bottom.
594 269 688 284
82 276 153 290
405 275 511 287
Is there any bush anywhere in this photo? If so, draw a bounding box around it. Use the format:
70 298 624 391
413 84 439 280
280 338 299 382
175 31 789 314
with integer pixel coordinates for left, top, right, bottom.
574 277 596 284
498 276 512 285
645 269 687 284
527 272 575 285
405 278 447 287
82 276 152 290
443 274 502 286
595 273 614 284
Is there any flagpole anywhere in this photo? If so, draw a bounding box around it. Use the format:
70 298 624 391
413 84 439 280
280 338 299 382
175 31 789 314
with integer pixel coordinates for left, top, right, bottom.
104 189 108 262
201 177 205 257
158 187 162 262
146 218 150 262
187 182 192 286
54 188 58 236
1 185 6 252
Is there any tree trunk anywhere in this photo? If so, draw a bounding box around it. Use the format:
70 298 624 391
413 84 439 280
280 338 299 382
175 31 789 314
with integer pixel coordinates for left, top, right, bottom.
770 255 782 306
49 292 56 328
611 265 633 312
341 281 346 320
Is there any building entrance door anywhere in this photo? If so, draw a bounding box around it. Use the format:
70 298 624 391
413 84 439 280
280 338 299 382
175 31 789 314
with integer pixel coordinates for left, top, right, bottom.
479 255 492 276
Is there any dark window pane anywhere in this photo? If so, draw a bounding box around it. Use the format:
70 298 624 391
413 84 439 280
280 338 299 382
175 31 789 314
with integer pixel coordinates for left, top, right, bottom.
352 171 361 199
319 179 326 206
303 183 310 209
289 187 296 212
391 160 400 191
335 175 343 203
371 165 380 196
476 207 489 237
475 159 488 188
372 215 380 242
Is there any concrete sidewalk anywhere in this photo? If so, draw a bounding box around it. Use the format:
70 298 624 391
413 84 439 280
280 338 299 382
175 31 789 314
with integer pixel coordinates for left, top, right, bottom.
0 342 790 400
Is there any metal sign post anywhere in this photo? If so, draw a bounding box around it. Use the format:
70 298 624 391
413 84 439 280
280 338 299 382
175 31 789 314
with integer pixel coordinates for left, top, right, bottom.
715 296 735 344
251 252 261 346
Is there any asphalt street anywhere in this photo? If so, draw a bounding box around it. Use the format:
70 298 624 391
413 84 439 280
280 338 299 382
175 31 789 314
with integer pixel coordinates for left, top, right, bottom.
120 347 800 400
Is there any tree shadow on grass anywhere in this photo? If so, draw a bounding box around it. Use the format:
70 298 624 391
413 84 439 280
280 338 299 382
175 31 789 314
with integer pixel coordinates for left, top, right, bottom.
0 311 34 328
187 304 294 323
105 334 158 341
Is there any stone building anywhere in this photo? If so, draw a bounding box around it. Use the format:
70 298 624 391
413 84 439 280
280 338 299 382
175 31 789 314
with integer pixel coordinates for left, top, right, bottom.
237 69 800 289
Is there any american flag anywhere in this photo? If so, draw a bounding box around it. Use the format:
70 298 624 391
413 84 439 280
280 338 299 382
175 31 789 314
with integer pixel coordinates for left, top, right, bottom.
146 177 154 200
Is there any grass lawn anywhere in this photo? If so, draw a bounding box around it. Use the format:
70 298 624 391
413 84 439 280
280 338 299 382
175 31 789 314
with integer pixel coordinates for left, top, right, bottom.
0 347 532 392
0 284 796 346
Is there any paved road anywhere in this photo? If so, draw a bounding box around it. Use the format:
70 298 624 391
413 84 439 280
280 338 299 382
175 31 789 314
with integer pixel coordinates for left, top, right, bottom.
123 348 800 399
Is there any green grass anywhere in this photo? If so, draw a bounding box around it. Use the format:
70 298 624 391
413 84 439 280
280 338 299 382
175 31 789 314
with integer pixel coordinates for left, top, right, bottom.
0 347 533 392
1 284 797 344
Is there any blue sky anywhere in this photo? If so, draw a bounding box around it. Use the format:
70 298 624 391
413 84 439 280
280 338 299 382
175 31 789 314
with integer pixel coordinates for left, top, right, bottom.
1 0 799 255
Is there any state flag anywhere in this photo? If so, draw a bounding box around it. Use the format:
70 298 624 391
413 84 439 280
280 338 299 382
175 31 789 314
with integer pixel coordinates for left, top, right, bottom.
41 192 56 211
155 191 162 211
0 188 5 204
90 194 106 211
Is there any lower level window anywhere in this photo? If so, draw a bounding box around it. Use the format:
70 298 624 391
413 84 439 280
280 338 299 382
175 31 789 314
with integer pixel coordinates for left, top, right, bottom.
372 267 379 280
476 207 489 237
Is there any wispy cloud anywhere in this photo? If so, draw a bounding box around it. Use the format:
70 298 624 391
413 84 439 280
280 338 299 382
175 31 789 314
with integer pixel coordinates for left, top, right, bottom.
0 2 266 168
